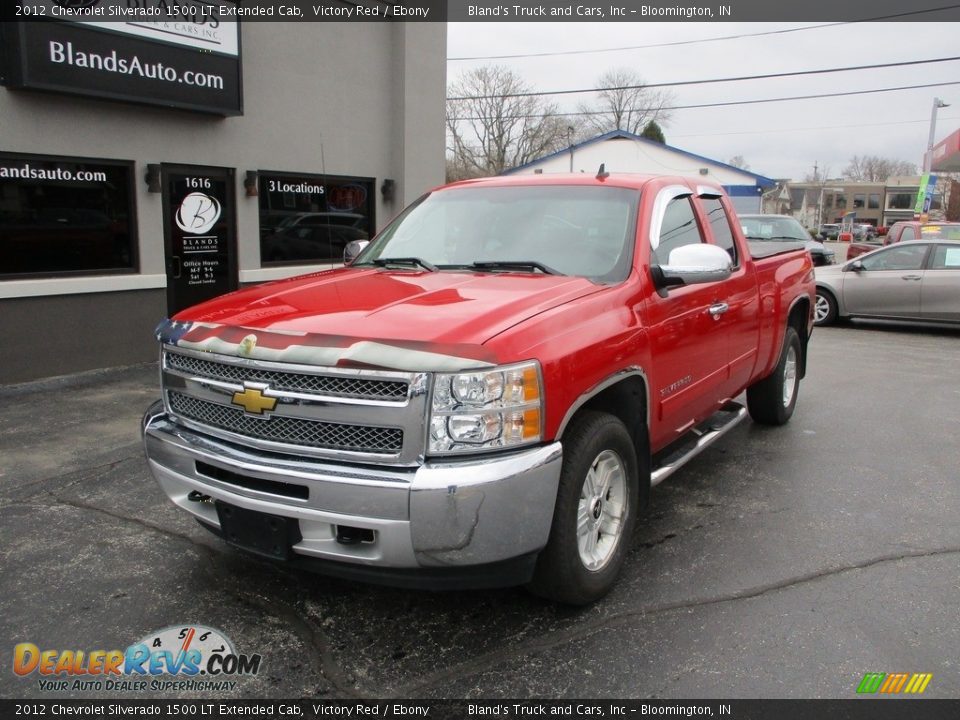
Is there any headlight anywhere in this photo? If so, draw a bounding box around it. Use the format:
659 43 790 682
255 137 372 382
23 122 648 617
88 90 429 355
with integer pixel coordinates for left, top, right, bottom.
428 361 542 455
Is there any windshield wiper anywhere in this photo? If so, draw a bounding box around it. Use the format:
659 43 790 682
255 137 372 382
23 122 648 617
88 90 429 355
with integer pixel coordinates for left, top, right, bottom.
370 257 438 272
745 235 806 242
469 261 564 276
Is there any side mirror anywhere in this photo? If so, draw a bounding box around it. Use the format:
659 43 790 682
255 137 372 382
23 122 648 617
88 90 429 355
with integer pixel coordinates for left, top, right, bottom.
653 243 732 289
343 240 370 265
845 260 864 272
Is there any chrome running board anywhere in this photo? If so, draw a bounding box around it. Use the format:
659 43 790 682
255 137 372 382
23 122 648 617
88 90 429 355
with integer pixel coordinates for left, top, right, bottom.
650 401 748 487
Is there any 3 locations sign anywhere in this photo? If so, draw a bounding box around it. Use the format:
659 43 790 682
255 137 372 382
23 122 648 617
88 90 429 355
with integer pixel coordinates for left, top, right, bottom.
1 0 242 115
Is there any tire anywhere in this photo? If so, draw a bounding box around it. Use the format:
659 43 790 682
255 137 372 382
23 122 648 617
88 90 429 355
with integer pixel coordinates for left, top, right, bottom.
747 326 802 426
528 411 644 605
814 289 838 327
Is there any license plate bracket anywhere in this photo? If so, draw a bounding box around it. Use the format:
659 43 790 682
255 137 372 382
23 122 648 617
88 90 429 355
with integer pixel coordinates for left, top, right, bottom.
214 501 301 560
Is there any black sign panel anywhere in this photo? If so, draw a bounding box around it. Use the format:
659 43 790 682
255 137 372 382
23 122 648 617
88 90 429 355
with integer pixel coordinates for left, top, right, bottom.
162 165 237 316
1 18 242 116
0 152 137 279
258 172 375 265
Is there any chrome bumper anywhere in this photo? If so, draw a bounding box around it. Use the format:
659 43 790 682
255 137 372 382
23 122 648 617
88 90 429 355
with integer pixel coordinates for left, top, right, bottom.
142 401 562 571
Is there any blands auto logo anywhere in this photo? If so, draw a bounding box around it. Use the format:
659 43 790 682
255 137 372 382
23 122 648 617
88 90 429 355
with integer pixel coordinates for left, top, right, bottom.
13 625 261 692
176 192 222 235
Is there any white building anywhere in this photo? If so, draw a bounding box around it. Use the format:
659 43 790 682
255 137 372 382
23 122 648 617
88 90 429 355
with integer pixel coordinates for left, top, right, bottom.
503 130 775 215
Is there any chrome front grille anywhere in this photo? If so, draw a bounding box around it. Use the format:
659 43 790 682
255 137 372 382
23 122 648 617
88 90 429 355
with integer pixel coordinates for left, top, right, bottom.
166 351 408 401
169 391 404 454
160 346 427 464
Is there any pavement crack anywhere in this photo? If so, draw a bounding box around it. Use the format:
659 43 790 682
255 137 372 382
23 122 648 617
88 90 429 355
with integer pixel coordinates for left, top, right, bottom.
395 545 960 696
1 453 143 502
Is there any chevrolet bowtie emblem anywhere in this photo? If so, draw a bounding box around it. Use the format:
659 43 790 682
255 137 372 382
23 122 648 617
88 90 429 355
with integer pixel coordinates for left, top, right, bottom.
231 384 278 416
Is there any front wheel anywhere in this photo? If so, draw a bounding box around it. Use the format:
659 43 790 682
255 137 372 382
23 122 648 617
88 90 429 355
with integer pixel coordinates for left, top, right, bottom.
814 289 838 326
747 327 802 426
528 411 643 605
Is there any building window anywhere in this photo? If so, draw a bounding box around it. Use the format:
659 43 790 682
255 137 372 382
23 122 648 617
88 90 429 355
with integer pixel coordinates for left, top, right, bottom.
835 193 847 210
258 172 375 265
853 194 865 209
868 193 880 209
0 153 136 279
887 192 915 210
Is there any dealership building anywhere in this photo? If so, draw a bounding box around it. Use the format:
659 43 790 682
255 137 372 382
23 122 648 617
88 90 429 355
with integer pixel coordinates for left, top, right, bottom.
0 11 446 383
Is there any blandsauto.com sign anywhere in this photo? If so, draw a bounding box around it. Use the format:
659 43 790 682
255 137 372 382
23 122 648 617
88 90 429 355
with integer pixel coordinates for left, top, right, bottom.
1 1 242 115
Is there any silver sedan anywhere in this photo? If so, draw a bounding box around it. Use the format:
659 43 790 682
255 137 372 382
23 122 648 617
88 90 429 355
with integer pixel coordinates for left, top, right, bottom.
814 239 960 326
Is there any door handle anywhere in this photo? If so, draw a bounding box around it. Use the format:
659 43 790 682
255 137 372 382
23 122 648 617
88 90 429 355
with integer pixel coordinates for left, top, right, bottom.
900 275 921 281
171 255 182 279
708 302 729 318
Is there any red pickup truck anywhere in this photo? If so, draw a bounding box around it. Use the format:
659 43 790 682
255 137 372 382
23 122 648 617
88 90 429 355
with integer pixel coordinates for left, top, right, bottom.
142 173 814 604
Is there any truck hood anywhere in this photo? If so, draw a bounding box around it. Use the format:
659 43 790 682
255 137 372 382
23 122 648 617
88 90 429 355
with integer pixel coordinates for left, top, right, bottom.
162 268 603 371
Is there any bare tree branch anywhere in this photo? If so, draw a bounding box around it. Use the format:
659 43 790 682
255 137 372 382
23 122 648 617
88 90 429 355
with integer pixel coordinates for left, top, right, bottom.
446 66 574 181
843 155 917 181
576 68 674 136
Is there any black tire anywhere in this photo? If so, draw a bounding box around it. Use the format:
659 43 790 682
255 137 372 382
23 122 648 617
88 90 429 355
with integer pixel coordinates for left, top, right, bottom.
528 411 644 605
814 288 838 327
747 326 802 426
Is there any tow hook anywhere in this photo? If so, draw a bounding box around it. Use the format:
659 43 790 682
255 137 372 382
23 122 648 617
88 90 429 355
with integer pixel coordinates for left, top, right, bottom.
187 490 213 504
336 525 375 545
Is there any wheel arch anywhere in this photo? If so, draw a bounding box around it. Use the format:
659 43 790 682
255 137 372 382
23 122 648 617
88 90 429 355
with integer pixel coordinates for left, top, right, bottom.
815 283 843 318
786 294 811 379
556 370 651 487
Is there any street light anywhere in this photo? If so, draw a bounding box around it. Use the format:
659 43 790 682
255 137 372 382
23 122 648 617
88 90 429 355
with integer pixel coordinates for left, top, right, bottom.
923 97 949 174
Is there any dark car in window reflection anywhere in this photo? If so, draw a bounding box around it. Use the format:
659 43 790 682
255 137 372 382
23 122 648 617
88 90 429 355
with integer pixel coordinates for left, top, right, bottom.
261 212 369 264
814 240 960 326
1 207 131 274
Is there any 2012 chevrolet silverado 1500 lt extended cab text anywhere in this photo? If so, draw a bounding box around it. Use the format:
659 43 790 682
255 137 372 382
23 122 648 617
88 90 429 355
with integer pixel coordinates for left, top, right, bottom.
142 173 815 604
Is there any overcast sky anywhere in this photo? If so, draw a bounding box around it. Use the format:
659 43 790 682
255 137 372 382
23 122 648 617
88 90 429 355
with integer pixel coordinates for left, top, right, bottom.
446 21 959 181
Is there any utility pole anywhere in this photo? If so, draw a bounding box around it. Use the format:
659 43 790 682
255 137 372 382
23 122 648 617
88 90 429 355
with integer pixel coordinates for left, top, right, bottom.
924 98 949 173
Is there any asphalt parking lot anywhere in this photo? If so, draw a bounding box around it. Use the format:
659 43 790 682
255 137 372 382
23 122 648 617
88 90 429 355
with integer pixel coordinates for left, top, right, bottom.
2 321 959 700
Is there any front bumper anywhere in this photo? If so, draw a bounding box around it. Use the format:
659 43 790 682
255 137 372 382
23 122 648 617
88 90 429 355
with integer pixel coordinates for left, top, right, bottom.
142 401 563 586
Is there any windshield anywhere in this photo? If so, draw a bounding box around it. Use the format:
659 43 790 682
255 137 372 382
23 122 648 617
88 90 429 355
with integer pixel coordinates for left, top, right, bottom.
356 185 639 283
740 216 808 242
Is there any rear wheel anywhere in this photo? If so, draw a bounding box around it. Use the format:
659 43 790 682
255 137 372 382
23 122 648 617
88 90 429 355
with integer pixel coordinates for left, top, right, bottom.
747 327 801 426
528 411 643 605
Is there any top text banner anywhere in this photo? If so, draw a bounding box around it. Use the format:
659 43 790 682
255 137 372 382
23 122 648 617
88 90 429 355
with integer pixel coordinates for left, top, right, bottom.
6 0 960 22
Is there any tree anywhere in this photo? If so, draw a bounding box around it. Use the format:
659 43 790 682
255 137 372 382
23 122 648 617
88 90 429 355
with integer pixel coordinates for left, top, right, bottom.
843 155 917 182
728 155 750 171
640 120 665 144
445 66 572 180
577 68 674 137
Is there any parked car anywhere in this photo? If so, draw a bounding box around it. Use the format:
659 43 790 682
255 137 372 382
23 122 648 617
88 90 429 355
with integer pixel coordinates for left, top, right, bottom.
883 220 960 246
261 212 369 263
845 240 883 260
143 173 814 605
818 223 840 241
740 214 835 266
846 225 882 259
814 239 960 326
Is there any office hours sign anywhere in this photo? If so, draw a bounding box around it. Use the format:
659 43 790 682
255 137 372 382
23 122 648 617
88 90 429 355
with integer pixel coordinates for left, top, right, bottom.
162 165 237 315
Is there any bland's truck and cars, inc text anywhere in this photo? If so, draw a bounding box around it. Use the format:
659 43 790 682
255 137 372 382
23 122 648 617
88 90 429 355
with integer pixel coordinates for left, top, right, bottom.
142 172 814 605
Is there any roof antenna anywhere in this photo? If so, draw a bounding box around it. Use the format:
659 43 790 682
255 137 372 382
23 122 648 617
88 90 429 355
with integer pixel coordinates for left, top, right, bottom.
596 163 609 180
